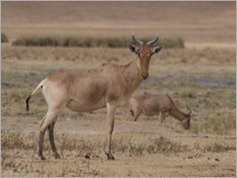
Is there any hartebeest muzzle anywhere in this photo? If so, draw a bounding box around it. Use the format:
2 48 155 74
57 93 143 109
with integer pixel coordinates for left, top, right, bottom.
141 73 149 80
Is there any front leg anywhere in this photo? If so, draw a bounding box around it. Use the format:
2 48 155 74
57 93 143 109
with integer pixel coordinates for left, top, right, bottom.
133 110 142 121
105 102 117 160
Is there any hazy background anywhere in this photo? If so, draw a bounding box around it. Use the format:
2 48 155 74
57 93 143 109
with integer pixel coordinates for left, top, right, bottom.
2 1 236 45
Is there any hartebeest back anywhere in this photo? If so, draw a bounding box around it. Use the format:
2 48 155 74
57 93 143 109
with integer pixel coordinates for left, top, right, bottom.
26 34 162 160
129 93 192 129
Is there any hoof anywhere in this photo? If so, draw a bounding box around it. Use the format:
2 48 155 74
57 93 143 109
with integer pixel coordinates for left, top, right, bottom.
85 155 90 159
106 153 115 160
54 153 61 159
39 155 46 160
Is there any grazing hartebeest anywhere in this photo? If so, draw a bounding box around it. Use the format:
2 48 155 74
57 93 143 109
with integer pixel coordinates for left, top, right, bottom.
26 34 163 160
129 94 192 129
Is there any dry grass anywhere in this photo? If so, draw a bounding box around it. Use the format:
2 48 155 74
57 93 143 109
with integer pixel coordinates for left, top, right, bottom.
1 45 235 175
1 131 235 177
2 132 235 156
2 45 235 136
1 45 235 176
1 132 188 155
1 45 236 176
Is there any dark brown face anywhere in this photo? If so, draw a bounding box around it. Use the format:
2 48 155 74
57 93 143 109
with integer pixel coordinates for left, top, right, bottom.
182 117 191 130
182 107 192 130
128 34 163 80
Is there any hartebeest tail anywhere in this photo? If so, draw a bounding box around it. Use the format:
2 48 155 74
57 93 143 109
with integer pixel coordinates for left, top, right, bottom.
26 79 46 111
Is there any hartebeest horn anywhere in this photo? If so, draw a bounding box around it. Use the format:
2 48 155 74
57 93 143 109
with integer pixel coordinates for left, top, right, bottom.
132 33 143 45
186 106 192 116
147 35 159 46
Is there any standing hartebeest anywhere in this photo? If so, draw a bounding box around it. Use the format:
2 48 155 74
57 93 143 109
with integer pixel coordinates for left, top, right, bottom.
26 34 163 160
129 93 192 129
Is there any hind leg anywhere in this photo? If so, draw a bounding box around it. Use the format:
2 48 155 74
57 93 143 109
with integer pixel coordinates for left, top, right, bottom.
159 111 166 123
48 121 60 159
38 108 61 160
38 115 47 160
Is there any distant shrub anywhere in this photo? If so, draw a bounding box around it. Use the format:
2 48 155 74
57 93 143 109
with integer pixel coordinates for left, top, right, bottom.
1 33 9 43
12 37 60 46
12 36 185 48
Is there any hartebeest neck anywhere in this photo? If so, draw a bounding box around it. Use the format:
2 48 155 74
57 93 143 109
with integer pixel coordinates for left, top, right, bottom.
123 58 143 92
170 107 188 122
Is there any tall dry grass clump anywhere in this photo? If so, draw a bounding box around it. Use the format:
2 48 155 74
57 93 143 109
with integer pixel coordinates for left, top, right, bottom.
1 131 36 150
2 132 235 157
1 132 189 157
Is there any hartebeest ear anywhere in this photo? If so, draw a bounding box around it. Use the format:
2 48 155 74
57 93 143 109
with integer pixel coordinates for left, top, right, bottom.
151 46 163 55
128 44 137 54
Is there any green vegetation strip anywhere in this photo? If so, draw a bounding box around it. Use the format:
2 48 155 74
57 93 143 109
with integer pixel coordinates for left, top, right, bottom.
12 36 184 48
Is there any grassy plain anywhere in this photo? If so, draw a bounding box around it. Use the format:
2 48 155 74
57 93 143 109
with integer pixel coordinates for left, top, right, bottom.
1 1 236 177
2 44 236 176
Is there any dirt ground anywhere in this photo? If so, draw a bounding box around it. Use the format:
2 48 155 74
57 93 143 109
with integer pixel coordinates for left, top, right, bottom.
1 1 236 177
1 107 236 177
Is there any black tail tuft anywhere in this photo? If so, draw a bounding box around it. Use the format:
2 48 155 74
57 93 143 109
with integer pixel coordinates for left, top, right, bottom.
26 95 31 111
